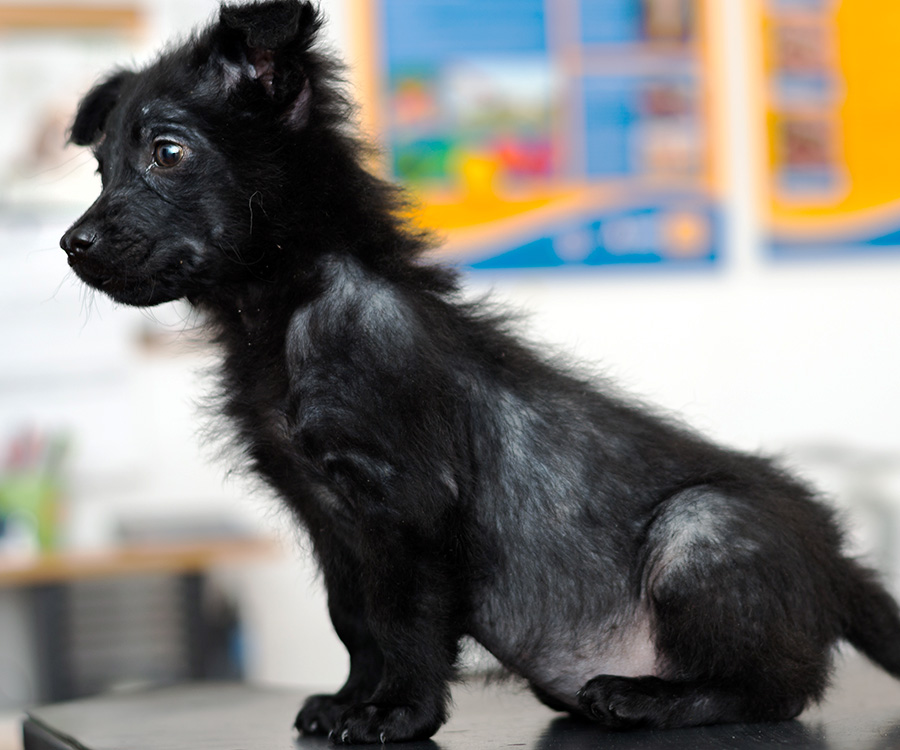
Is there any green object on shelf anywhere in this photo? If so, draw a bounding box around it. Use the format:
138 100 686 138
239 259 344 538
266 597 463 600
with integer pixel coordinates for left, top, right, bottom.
0 473 61 552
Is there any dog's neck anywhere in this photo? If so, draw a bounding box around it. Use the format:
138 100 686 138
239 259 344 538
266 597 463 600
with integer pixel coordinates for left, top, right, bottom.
192 123 460 349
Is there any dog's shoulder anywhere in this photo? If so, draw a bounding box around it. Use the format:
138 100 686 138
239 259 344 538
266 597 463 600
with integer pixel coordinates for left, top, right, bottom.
285 252 422 366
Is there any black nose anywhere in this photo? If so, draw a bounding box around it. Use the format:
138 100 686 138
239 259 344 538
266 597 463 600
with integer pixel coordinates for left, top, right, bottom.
60 226 97 266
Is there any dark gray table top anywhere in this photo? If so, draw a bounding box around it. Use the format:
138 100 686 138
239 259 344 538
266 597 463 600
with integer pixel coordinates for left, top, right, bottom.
23 653 900 749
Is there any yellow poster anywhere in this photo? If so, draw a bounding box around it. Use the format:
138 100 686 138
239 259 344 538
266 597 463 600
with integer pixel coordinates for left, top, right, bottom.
762 0 900 257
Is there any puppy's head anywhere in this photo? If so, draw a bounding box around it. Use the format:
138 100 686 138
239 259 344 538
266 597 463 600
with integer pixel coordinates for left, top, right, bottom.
61 0 324 306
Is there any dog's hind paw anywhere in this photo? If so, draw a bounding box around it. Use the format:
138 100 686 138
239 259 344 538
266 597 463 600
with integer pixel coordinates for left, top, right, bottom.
329 702 442 744
577 675 672 729
294 693 347 736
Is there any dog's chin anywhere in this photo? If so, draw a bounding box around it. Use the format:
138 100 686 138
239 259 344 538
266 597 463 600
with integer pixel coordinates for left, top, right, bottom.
107 284 182 307
75 269 183 307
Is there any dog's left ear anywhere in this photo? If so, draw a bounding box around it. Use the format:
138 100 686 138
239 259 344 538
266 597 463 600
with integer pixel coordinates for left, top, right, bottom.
210 0 320 128
69 70 134 146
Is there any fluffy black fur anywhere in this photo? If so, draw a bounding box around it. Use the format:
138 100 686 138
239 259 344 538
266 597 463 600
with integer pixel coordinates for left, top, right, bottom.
61 1 900 744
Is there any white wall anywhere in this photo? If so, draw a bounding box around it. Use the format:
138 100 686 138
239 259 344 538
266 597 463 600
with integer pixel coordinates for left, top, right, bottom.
475 262 900 456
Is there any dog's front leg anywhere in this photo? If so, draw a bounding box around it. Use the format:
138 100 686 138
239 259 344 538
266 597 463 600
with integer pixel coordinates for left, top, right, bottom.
329 509 460 744
295 531 384 737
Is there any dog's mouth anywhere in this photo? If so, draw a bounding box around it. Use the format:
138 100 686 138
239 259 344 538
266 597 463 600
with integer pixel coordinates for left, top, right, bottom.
68 251 171 306
77 257 200 308
64 236 180 306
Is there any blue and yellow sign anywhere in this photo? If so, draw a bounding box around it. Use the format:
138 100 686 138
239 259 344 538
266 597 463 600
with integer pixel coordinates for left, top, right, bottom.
356 0 723 270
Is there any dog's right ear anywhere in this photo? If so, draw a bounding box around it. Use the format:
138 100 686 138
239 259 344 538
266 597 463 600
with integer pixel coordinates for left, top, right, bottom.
69 71 133 146
207 0 320 127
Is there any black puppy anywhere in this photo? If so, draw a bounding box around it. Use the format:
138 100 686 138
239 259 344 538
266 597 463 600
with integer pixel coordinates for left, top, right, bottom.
61 0 900 744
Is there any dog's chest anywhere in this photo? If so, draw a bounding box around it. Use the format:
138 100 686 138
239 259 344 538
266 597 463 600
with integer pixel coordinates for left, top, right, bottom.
224 339 295 466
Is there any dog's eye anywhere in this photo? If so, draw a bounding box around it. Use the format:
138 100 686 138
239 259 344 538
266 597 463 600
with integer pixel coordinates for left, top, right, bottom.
153 141 184 168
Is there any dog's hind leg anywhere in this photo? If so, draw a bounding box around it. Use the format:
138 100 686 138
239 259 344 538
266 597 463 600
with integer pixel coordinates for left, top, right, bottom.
577 674 805 728
579 486 838 728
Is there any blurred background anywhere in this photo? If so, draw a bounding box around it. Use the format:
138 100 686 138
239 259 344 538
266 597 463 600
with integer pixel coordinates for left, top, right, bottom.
2 0 900 735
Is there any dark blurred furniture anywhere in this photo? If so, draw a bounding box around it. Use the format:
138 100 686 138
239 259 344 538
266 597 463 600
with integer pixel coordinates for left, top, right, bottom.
0 539 274 702
21 654 900 750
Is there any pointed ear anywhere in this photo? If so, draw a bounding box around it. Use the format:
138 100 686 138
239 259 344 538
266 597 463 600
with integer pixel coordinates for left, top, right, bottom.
69 71 133 146
211 0 320 127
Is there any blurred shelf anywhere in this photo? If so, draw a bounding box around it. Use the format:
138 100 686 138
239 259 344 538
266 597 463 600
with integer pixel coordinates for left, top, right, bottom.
0 5 142 32
0 538 279 588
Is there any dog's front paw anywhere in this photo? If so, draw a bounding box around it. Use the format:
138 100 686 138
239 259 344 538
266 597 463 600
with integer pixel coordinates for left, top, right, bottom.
295 693 348 736
330 702 442 744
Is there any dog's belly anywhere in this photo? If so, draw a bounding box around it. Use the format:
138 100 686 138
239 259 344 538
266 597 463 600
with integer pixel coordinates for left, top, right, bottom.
468 606 660 708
